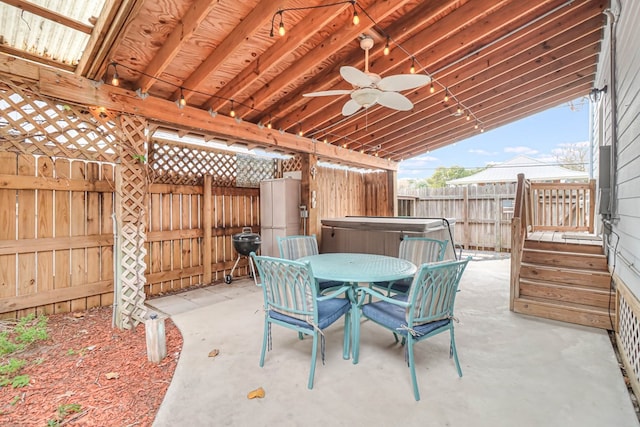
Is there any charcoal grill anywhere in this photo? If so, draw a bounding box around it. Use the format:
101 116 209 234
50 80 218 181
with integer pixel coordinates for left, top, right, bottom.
225 227 261 284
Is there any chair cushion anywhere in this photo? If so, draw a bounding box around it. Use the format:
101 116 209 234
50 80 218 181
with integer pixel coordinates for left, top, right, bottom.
371 277 413 294
362 298 450 337
318 279 344 291
269 297 351 330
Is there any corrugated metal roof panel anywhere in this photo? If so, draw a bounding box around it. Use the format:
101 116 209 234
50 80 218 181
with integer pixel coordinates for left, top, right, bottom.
0 0 106 67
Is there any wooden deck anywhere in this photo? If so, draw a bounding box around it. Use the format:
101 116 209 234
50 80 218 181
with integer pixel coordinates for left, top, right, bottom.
527 230 603 245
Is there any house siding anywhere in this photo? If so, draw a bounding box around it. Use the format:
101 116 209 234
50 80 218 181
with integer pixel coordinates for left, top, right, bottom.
595 0 640 297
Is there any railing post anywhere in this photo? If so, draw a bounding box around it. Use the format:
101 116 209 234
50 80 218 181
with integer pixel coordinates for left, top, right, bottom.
510 216 522 311
589 179 596 233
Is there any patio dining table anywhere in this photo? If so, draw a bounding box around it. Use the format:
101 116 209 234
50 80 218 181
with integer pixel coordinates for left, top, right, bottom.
297 253 417 363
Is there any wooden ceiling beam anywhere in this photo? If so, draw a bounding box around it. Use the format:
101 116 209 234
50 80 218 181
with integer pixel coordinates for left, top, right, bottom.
237 0 416 119
0 54 394 170
202 2 350 113
393 77 593 160
0 43 75 72
266 0 506 129
399 83 591 160
343 21 603 148
174 0 284 103
379 63 596 154
76 0 144 80
294 0 581 136
136 0 217 94
0 0 93 33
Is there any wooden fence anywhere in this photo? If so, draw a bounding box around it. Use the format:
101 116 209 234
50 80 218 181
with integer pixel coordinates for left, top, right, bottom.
399 179 596 252
0 77 386 318
398 183 517 251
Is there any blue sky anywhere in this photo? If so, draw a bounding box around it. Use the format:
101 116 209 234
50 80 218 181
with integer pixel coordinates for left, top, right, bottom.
398 97 590 180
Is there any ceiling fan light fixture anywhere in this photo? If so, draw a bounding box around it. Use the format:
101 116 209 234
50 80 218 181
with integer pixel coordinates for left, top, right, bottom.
352 88 380 107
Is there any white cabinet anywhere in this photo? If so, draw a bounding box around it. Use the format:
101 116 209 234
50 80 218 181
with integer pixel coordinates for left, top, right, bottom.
260 178 301 256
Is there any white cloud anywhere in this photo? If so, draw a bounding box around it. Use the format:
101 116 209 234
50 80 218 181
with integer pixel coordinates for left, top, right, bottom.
504 146 539 155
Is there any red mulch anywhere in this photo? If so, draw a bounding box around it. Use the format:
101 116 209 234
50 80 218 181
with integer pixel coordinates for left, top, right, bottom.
0 307 182 426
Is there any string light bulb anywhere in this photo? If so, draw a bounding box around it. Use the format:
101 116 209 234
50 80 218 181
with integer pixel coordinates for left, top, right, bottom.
352 2 359 25
278 19 285 36
176 87 186 109
429 83 435 94
110 63 119 86
383 37 390 56
410 57 416 74
230 101 236 118
456 104 463 115
298 123 303 137
444 89 449 102
474 122 479 129
466 112 471 121
267 120 272 129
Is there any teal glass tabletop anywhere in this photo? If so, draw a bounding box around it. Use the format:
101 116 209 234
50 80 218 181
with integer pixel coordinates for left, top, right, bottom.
297 253 417 283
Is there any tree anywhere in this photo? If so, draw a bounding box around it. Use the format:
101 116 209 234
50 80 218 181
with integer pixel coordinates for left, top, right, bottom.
553 142 588 171
426 165 480 188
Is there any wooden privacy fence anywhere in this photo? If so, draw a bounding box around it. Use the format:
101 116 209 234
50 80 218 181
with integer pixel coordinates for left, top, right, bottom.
0 77 388 320
0 154 116 317
398 179 595 251
398 183 517 251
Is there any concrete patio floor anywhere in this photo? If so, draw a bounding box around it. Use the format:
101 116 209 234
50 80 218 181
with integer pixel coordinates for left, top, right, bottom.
148 257 638 427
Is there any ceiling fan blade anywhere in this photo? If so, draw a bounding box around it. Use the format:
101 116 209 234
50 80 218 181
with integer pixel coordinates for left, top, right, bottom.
303 89 352 97
377 74 431 91
340 66 375 87
378 91 413 111
342 99 363 116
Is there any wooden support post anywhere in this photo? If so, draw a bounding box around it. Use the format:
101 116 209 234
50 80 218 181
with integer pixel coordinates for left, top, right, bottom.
301 154 319 237
203 175 212 284
509 217 522 311
463 186 469 249
588 179 596 233
387 169 397 217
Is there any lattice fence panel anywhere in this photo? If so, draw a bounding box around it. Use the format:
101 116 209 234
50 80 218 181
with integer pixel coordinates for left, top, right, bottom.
618 289 640 390
237 153 275 187
0 78 118 162
149 140 235 186
119 115 149 223
119 222 148 329
281 155 302 175
116 114 148 328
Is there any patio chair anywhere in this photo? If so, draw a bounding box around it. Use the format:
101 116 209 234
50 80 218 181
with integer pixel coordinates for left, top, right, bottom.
371 236 448 295
277 235 344 292
250 253 353 390
355 257 470 401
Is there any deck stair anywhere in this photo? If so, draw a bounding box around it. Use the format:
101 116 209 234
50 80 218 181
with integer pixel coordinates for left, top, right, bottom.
513 237 615 330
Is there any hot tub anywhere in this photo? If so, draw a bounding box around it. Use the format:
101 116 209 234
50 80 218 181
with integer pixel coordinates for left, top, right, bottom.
320 216 456 260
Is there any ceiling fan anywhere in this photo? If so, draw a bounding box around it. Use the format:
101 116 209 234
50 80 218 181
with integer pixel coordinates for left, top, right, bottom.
303 36 431 116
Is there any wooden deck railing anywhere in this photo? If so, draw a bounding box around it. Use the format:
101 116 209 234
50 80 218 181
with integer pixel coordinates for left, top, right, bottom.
530 180 596 233
509 175 596 310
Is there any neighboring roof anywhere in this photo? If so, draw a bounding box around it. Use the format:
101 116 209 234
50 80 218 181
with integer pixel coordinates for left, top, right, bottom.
446 155 589 185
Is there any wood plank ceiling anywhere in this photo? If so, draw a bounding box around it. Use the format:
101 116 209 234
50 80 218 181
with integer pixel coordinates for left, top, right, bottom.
0 0 607 164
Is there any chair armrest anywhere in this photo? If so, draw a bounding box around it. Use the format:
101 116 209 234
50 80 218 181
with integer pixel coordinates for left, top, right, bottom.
316 285 352 301
355 287 410 308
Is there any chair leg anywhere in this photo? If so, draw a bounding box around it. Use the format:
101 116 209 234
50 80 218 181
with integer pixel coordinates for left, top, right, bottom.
298 332 304 340
308 333 318 389
259 318 269 367
407 338 421 401
450 326 463 377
